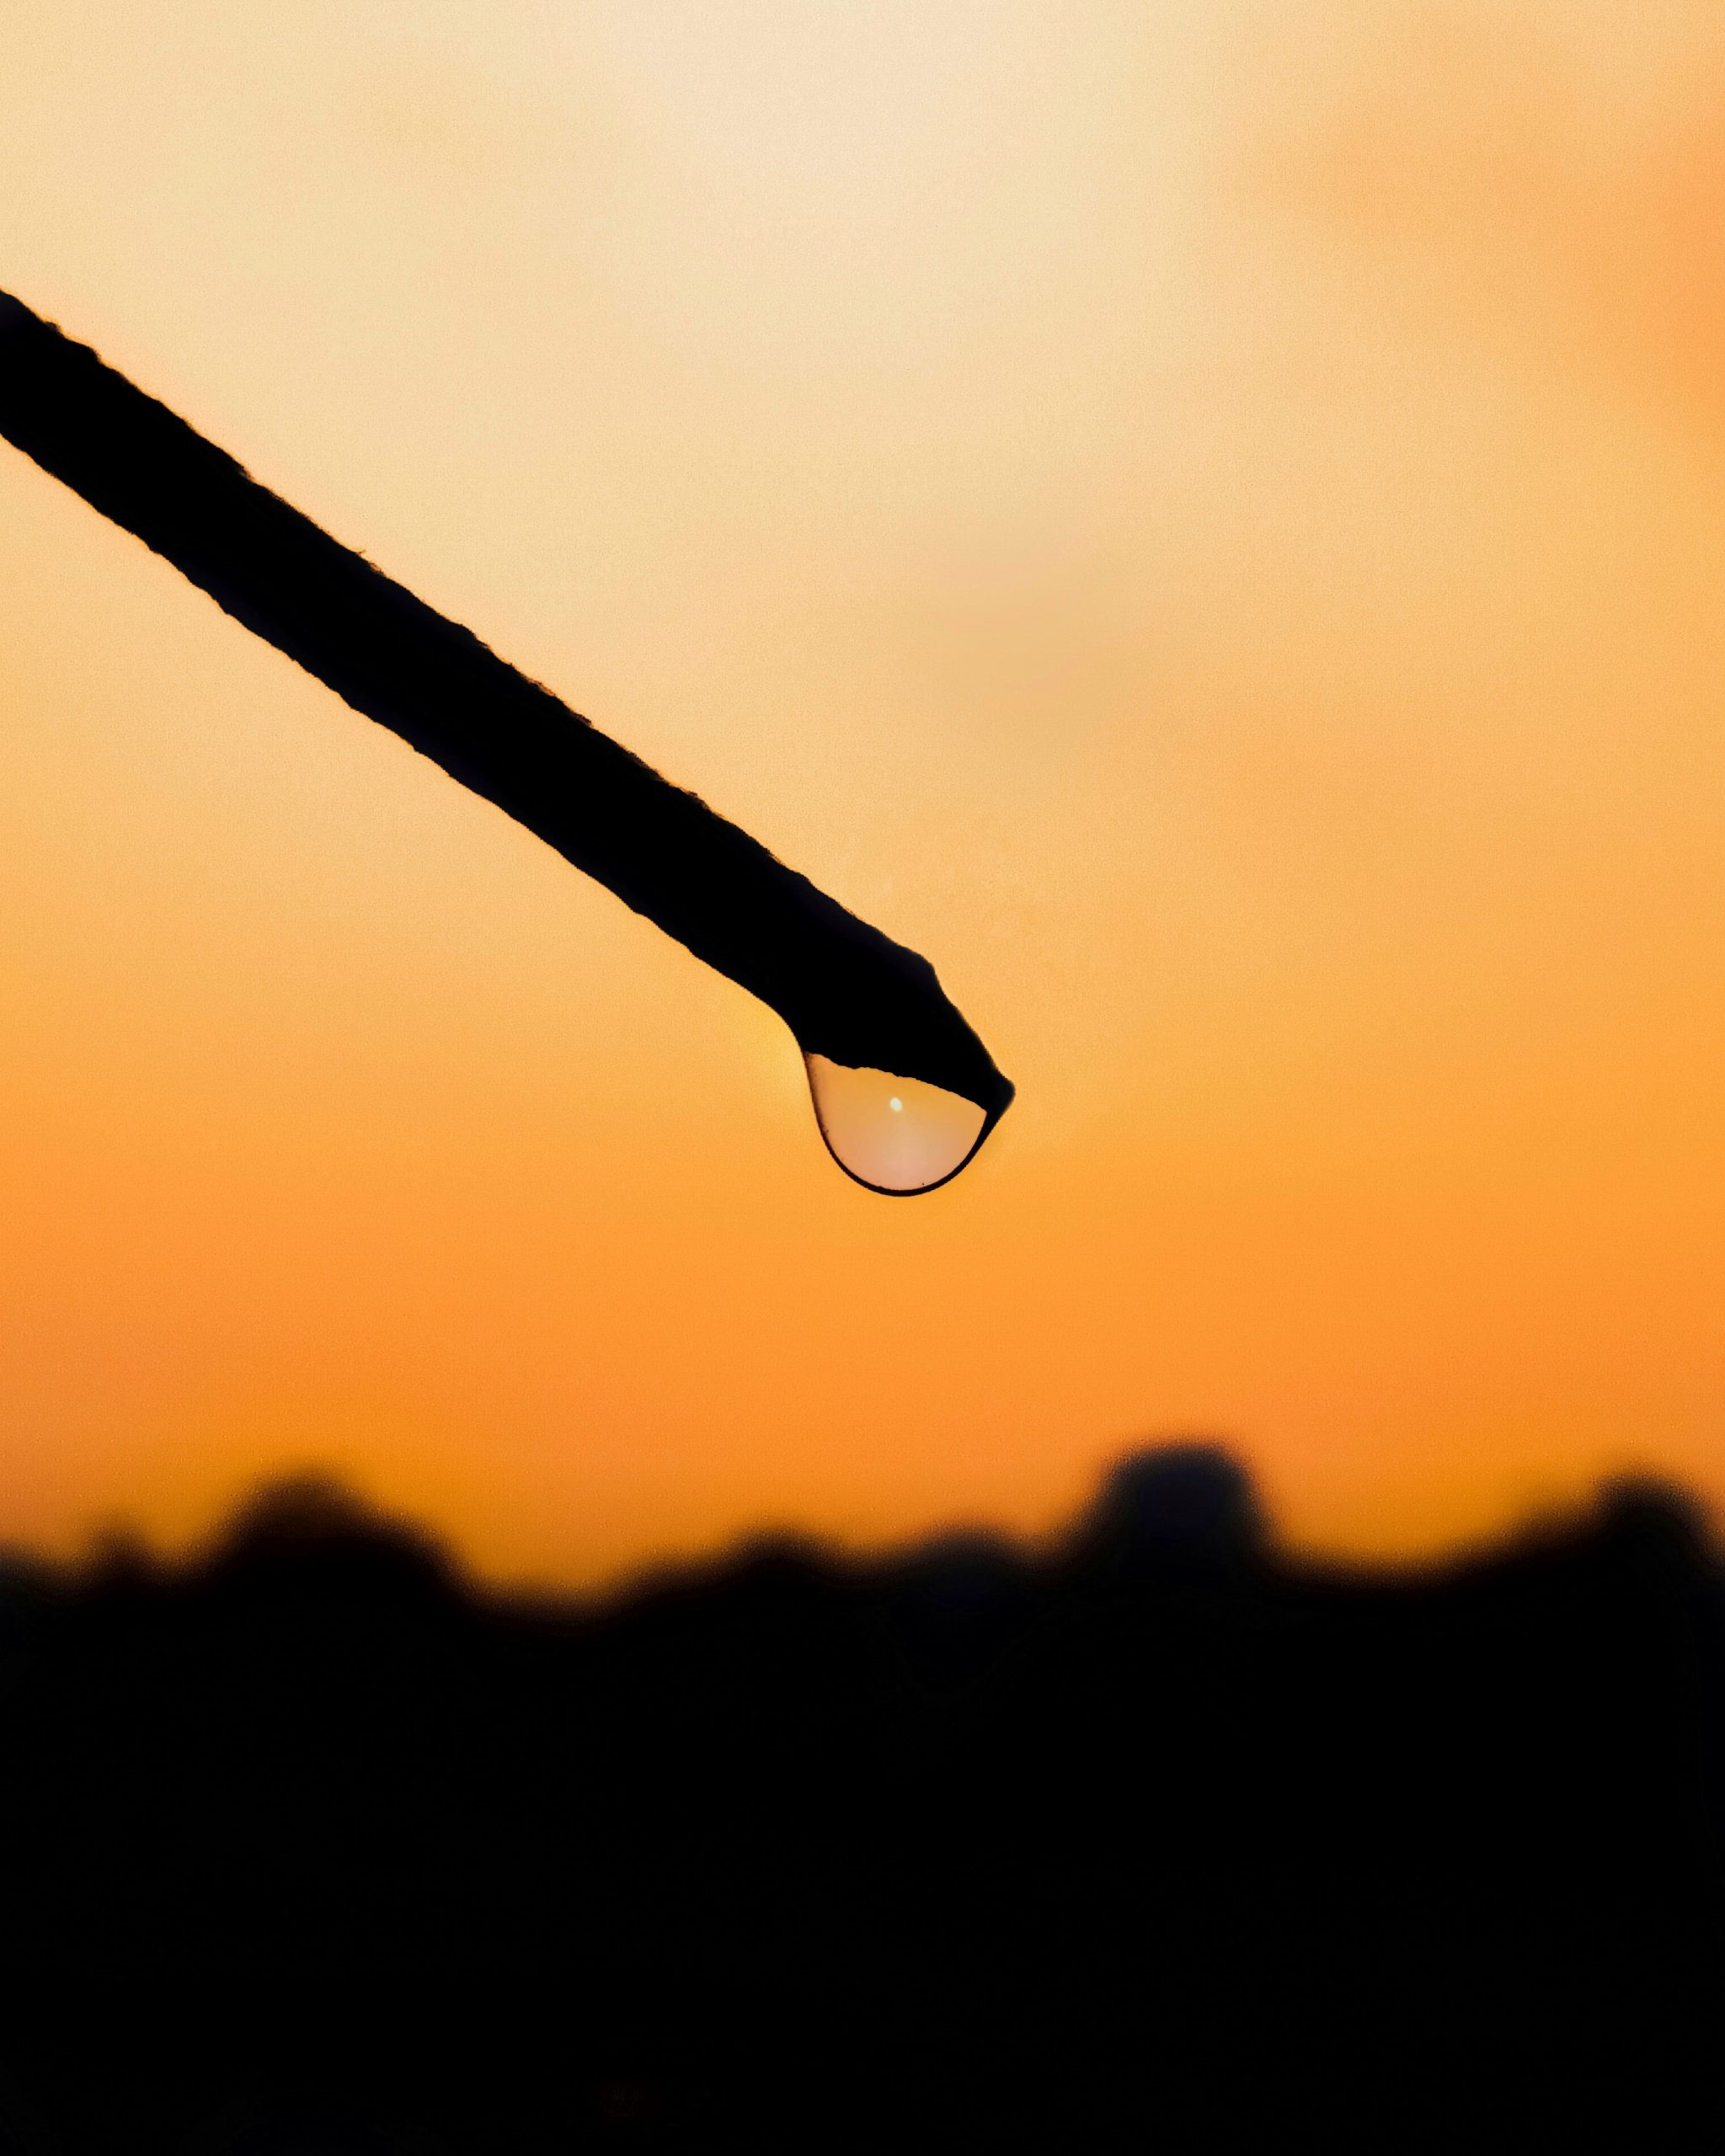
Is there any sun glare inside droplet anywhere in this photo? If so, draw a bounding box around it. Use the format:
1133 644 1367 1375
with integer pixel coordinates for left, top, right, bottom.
803 1054 991 1195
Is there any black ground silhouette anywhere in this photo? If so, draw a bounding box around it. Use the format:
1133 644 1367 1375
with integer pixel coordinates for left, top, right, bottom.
0 291 1011 1142
0 1445 1719 2153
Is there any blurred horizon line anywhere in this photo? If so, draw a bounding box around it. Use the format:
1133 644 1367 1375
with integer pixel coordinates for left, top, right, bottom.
11 1436 1716 1614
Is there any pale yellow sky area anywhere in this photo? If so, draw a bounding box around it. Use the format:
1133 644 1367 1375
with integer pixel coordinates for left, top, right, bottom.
1 2 1722 1584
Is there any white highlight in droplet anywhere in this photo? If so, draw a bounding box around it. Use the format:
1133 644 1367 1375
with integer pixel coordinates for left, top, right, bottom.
803 1056 990 1195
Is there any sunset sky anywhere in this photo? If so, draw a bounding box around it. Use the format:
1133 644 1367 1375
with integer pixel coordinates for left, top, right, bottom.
3 0 1724 1586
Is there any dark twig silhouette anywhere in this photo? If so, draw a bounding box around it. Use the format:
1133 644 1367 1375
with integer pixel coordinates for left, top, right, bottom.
0 291 1012 1153
0 1446 1718 2152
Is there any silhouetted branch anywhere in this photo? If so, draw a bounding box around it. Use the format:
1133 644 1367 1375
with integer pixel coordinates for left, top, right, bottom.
0 291 1012 1129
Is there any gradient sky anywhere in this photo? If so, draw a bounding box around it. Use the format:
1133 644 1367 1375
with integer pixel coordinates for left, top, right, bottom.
3 1 1723 1586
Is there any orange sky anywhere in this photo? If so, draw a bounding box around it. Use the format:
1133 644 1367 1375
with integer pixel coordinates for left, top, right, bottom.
3 0 1723 1587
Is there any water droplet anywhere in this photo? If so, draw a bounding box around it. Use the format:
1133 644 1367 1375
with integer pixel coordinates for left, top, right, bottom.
804 1054 991 1194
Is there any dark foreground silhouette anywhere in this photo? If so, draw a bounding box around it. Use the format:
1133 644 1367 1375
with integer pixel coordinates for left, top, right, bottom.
0 1449 1719 2153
